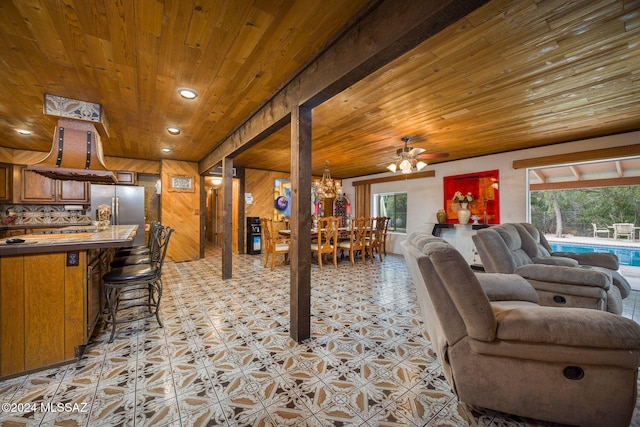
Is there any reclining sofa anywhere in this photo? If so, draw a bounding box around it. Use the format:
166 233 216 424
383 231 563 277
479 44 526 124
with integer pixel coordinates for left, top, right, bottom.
518 222 631 298
473 223 622 314
401 232 640 426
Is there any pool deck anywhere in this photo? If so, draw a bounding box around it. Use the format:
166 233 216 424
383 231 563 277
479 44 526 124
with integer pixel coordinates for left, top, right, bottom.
545 234 640 291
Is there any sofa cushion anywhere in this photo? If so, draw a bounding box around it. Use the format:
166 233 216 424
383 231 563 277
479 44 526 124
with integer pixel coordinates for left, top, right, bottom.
476 273 539 303
514 264 610 289
493 305 640 349
530 256 579 267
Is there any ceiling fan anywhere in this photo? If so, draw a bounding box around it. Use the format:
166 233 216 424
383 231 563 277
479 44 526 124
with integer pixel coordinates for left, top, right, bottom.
387 136 449 174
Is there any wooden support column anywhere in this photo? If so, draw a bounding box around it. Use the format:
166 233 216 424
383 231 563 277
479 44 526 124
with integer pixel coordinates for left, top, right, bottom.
222 157 234 280
199 175 206 258
236 167 246 255
290 106 312 341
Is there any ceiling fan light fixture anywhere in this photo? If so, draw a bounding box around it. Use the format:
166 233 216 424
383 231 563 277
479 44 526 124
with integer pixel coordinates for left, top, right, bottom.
387 136 447 174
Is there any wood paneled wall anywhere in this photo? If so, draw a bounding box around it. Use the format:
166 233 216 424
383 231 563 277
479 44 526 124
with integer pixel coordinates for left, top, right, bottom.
161 160 200 262
245 169 291 222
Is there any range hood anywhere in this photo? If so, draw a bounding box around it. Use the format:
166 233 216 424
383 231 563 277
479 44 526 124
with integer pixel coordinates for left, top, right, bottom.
26 118 117 184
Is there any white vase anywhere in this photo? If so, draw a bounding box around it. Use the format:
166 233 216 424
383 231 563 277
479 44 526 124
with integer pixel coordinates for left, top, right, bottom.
457 202 471 224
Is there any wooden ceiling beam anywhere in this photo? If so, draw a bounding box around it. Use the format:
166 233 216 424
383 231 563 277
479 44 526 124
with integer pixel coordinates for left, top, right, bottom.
530 176 640 191
198 0 489 174
513 144 640 169
530 169 546 183
569 165 581 181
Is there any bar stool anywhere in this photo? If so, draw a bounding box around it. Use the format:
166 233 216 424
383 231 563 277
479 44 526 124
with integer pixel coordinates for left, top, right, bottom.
102 225 174 343
109 222 162 268
113 221 161 257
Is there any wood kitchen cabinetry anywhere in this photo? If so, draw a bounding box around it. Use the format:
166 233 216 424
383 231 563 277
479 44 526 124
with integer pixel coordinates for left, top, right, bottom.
13 166 89 204
0 246 112 378
115 170 137 185
0 163 12 202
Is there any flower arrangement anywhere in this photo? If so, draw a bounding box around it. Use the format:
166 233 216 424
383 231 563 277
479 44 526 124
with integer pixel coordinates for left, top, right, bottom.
452 191 474 204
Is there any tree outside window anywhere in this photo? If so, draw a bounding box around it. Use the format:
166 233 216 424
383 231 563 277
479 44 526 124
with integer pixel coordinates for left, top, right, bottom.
373 192 407 233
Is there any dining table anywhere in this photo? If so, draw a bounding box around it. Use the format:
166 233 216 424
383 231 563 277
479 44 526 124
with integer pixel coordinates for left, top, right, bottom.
278 227 352 240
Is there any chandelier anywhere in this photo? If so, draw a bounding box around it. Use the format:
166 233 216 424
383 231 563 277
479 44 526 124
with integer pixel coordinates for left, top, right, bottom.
387 137 428 174
314 161 342 199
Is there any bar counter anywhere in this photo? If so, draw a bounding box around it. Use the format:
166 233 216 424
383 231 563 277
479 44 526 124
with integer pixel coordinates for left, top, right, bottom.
0 225 138 379
0 225 137 256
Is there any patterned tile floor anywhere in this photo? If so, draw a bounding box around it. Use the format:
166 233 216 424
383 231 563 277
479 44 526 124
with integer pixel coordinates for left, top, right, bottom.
1 248 639 426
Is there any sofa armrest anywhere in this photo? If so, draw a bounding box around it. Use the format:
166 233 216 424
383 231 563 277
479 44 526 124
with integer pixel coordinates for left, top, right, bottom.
476 273 539 303
493 305 640 349
531 256 578 267
514 264 609 289
552 252 619 270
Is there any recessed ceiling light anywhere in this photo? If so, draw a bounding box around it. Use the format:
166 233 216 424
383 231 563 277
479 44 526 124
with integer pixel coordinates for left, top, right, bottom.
15 129 32 135
161 148 171 153
177 88 198 99
166 127 181 135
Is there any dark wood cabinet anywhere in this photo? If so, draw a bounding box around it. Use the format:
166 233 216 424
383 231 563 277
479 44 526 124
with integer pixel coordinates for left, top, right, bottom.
86 252 103 339
18 167 56 202
13 166 89 204
57 179 90 203
0 163 12 202
115 170 137 185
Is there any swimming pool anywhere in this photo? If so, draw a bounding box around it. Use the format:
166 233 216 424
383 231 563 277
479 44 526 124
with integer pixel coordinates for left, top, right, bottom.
549 242 640 267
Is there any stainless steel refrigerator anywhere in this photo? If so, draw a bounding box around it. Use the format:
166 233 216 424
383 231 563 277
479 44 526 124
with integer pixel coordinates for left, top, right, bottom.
90 185 145 245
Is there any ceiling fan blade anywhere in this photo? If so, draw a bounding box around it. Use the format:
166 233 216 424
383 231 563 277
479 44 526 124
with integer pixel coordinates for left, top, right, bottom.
418 152 449 159
408 147 425 156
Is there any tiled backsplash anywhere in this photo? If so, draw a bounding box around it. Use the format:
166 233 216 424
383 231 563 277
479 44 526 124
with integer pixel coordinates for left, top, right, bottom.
0 204 91 225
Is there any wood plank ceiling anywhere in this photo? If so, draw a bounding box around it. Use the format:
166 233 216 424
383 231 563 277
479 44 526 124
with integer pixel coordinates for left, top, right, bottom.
0 0 639 179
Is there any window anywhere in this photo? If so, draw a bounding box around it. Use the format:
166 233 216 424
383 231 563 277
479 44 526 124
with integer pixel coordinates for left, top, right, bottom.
373 192 407 233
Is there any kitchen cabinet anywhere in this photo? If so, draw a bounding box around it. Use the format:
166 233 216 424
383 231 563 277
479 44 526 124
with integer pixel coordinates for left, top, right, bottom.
86 248 111 339
115 170 137 185
13 166 89 204
0 226 135 378
0 163 12 202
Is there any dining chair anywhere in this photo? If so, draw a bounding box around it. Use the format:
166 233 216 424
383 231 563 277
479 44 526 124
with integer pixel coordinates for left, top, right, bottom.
261 218 290 270
337 217 368 266
311 216 339 269
365 217 385 262
381 216 391 255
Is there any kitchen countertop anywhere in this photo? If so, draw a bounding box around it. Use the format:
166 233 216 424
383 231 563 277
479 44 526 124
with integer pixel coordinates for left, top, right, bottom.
0 223 92 230
0 225 138 256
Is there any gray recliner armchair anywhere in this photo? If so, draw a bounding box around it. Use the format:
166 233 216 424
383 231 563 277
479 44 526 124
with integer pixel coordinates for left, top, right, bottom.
518 222 632 299
402 232 640 427
473 223 622 314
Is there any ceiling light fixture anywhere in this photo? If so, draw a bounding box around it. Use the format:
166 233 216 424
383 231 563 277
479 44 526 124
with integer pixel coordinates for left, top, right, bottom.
177 88 198 99
313 161 342 199
166 127 181 135
15 129 32 135
161 148 171 153
387 136 448 174
211 177 222 186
